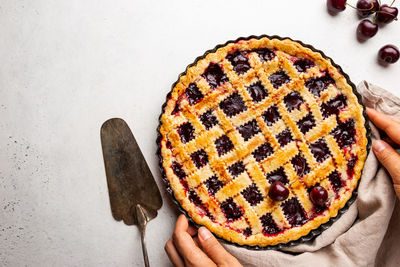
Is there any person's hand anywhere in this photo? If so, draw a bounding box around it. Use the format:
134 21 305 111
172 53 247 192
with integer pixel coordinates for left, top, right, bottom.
367 108 400 198
165 214 242 267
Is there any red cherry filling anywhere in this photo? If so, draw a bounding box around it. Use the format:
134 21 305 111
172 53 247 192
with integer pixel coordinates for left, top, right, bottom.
166 140 172 149
200 110 218 129
310 139 331 163
268 181 289 201
191 149 208 168
328 171 343 192
219 93 247 117
276 129 293 147
238 119 261 141
262 105 281 126
284 91 304 111
260 213 282 235
227 50 251 75
215 135 234 156
282 198 308 226
202 63 228 89
267 167 289 184
180 180 189 191
347 155 358 178
294 58 315 72
172 161 187 180
247 81 268 102
253 48 275 62
310 186 328 206
305 73 335 97
242 227 252 237
321 94 347 118
204 175 223 196
189 190 213 219
291 155 310 177
185 83 204 105
313 204 328 215
177 122 195 143
188 190 203 206
331 119 356 149
269 70 291 89
242 183 264 206
171 102 180 115
252 142 274 162
220 198 243 221
297 114 316 134
228 161 246 177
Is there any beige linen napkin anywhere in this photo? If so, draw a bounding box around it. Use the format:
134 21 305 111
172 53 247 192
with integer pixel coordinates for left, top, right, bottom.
224 81 400 267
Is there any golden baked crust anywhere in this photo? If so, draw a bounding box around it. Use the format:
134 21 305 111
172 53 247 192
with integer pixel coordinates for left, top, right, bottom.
158 36 368 247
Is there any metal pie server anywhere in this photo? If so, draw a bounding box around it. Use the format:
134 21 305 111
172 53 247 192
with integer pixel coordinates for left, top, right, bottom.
100 118 162 267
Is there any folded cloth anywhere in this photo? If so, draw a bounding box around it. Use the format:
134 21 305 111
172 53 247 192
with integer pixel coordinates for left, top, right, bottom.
224 81 400 267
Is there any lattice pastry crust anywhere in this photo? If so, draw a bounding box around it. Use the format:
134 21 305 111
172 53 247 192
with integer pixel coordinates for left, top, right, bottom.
158 36 368 247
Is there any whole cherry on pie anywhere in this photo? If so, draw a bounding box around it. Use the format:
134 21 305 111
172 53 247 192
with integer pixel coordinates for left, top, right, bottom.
268 181 289 202
310 186 329 206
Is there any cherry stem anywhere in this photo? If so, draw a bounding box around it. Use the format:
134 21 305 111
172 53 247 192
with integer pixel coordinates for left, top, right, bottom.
347 2 398 22
289 178 299 186
375 10 399 20
346 2 375 11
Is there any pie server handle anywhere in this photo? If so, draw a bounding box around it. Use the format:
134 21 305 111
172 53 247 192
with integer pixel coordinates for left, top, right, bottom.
136 204 150 267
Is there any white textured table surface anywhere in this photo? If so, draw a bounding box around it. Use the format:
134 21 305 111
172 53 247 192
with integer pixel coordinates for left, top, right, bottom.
1 0 399 266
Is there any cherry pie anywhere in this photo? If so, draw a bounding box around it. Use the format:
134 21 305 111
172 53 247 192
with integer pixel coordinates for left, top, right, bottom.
158 36 368 247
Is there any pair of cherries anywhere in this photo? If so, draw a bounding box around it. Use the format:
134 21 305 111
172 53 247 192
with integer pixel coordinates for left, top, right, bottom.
328 0 398 23
268 181 328 206
327 0 399 64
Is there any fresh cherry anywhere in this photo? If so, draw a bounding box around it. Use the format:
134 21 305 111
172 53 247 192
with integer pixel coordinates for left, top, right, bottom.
377 4 398 24
310 186 328 206
268 181 289 202
357 19 378 41
327 0 347 12
356 0 379 17
378 44 400 64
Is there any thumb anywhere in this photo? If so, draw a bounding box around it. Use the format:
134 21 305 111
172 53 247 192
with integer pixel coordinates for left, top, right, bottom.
197 227 242 266
373 140 400 197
